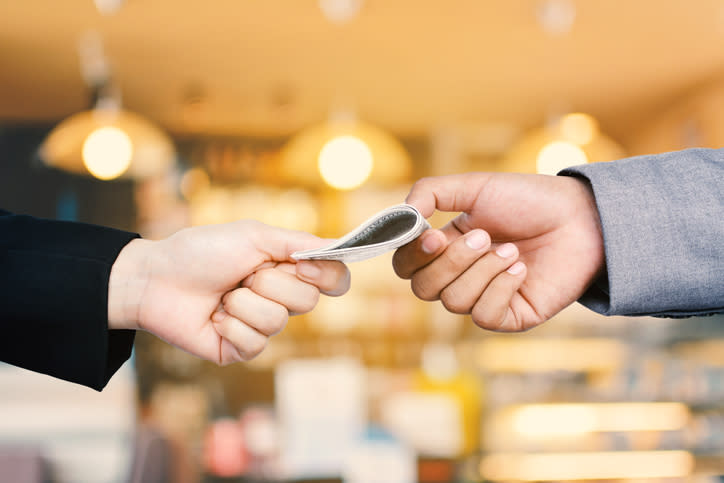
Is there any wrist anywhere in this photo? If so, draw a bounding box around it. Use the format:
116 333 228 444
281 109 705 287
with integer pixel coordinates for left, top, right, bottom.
570 176 606 279
108 238 154 330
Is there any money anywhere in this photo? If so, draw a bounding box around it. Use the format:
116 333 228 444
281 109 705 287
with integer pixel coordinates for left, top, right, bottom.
291 204 431 263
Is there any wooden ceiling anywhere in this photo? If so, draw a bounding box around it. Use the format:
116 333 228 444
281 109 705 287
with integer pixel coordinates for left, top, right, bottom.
2 0 724 145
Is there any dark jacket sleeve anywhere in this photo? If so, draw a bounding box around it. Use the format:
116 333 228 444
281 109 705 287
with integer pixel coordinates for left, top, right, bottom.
559 148 724 318
0 210 139 390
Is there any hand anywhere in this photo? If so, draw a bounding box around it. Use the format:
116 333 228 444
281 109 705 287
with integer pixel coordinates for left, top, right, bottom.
108 220 350 364
393 173 604 331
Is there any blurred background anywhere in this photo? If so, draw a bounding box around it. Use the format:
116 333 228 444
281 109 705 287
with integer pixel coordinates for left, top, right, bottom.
2 1 724 482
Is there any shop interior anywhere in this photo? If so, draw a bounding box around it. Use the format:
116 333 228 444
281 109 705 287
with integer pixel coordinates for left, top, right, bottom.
1 1 724 482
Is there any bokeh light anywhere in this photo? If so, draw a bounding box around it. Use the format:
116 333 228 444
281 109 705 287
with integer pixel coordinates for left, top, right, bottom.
81 126 133 180
318 135 374 190
536 140 588 175
559 112 598 146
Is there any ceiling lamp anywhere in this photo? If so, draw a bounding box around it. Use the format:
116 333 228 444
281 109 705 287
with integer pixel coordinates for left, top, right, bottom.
279 118 411 191
504 112 625 175
40 31 175 181
41 105 176 181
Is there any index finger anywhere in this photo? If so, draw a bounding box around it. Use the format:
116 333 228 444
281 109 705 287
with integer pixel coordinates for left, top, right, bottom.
392 223 463 279
405 173 492 217
295 260 351 297
265 261 351 297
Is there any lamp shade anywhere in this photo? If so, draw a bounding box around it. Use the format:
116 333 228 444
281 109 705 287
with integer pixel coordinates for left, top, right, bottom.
40 109 176 180
279 120 412 190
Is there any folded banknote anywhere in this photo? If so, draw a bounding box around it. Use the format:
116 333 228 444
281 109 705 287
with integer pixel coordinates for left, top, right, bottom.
291 203 431 263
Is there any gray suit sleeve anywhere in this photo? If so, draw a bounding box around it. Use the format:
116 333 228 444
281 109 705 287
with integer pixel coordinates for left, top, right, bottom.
559 148 724 318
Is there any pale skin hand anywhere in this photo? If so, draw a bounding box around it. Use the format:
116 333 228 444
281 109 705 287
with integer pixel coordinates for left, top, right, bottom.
393 173 605 331
108 220 350 365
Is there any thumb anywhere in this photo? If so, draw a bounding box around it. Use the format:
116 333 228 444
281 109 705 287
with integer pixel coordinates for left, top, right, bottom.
249 222 332 262
405 173 492 218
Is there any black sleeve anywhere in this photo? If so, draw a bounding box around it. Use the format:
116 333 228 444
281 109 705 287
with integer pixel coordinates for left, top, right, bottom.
0 209 139 391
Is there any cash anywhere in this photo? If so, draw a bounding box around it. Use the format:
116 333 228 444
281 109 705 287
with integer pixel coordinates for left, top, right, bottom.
291 204 431 263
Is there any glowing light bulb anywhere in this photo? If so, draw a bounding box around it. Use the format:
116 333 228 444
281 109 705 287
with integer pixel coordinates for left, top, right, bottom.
536 140 587 175
560 112 598 145
318 135 373 190
82 126 133 180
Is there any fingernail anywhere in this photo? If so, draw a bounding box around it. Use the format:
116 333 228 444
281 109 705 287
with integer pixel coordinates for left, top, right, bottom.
211 311 225 323
465 230 489 250
507 261 525 275
421 233 441 254
496 243 517 258
297 262 321 280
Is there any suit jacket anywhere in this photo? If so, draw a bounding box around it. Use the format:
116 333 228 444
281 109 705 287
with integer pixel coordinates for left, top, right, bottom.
0 210 137 390
561 147 724 318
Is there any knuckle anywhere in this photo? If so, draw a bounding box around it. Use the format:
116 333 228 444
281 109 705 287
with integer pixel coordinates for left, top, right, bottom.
221 292 237 313
472 303 509 332
242 219 263 230
298 290 320 314
223 355 241 366
440 289 470 314
215 316 234 338
410 177 431 194
411 277 438 302
441 242 476 271
250 268 274 291
269 306 290 334
471 305 494 330
242 336 268 360
223 288 250 313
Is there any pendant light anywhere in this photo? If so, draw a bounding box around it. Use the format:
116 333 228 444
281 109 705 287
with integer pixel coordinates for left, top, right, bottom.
39 32 175 181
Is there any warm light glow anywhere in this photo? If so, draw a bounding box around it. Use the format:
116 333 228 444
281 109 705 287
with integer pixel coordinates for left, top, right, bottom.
475 338 627 373
318 135 373 190
510 403 690 438
512 405 596 437
180 167 211 200
421 343 458 381
480 451 693 480
536 140 588 175
560 112 598 145
310 294 365 333
266 189 320 233
93 0 124 15
81 126 133 180
537 0 576 36
318 0 362 24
